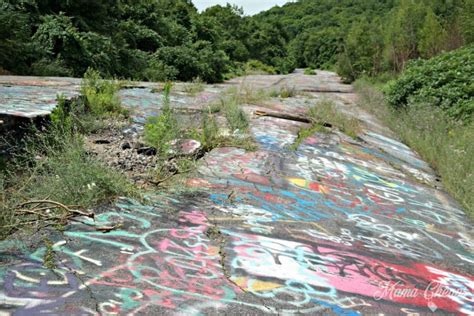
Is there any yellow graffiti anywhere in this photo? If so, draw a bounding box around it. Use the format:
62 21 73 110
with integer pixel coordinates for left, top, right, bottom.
233 277 282 292
287 177 329 194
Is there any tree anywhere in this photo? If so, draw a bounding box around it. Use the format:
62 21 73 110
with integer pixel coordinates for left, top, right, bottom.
303 28 342 69
459 0 474 44
337 18 383 82
419 8 447 58
0 1 33 73
385 0 427 70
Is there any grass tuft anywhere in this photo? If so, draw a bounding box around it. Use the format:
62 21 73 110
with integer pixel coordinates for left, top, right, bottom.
0 128 139 239
270 85 297 98
308 98 361 139
183 77 205 96
290 124 327 151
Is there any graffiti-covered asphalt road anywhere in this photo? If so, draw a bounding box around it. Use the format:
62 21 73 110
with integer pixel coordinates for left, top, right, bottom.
1 72 473 315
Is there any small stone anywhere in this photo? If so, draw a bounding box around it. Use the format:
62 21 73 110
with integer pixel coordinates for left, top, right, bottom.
137 146 157 156
169 139 202 156
179 139 201 155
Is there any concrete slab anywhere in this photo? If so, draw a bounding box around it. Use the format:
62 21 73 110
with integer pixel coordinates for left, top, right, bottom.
0 72 472 315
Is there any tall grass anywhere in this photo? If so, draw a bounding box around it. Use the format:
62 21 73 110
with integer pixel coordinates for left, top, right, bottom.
355 79 473 218
183 77 205 96
0 128 139 239
290 98 361 150
308 98 362 139
0 70 139 239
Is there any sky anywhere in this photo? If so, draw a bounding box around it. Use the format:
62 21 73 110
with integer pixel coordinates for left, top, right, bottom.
192 0 292 16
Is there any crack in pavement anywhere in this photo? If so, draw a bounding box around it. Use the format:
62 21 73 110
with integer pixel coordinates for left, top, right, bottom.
203 211 277 314
1 71 473 315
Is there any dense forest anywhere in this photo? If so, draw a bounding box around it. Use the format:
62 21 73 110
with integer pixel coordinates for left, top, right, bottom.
0 0 473 83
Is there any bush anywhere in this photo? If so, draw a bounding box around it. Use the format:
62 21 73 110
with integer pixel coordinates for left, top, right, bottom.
31 58 73 77
304 68 316 75
80 68 127 117
152 42 230 83
244 60 277 75
386 44 474 122
144 82 178 156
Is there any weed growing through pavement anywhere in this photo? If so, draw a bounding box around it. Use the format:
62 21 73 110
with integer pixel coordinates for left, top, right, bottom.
81 68 128 117
290 98 361 150
308 98 361 139
0 71 139 240
183 77 205 96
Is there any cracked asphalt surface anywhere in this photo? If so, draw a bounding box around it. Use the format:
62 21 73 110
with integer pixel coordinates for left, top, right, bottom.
0 71 473 315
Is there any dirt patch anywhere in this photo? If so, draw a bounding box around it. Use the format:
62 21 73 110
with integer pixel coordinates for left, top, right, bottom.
85 127 159 187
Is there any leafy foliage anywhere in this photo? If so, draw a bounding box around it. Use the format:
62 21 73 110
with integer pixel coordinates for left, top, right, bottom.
0 0 472 83
386 45 474 122
80 69 126 117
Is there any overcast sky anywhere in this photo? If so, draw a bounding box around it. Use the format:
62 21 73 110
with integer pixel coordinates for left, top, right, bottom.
192 0 292 15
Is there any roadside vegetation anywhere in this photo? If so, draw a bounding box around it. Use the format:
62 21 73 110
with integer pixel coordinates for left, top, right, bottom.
386 44 474 122
355 45 473 218
0 70 139 240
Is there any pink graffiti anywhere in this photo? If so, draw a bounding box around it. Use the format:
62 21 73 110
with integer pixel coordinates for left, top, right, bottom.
228 232 474 315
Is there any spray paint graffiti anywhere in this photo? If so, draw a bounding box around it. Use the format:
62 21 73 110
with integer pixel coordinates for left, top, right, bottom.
1 72 473 315
225 231 474 315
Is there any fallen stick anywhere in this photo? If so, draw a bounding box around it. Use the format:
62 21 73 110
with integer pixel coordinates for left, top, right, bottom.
254 110 333 127
18 200 94 218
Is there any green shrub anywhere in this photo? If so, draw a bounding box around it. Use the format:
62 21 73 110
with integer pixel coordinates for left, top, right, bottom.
144 82 178 156
304 68 316 75
31 58 73 77
244 60 277 75
81 68 127 117
386 45 474 122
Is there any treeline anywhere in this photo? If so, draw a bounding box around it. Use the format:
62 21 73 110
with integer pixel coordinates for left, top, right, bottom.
255 0 474 82
1 0 473 83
